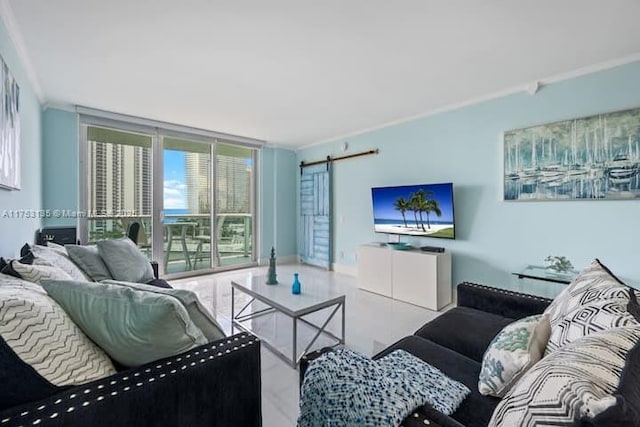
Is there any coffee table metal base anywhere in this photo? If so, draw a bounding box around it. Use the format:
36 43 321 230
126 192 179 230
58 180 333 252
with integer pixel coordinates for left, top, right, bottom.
231 287 345 368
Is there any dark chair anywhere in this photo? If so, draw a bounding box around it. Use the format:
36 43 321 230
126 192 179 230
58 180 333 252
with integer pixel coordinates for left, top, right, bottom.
127 222 141 244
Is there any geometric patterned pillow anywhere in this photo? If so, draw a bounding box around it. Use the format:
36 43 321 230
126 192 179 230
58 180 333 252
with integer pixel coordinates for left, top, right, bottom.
0 285 116 386
0 272 48 295
10 261 73 284
30 244 89 282
544 259 639 354
488 326 640 427
478 314 551 397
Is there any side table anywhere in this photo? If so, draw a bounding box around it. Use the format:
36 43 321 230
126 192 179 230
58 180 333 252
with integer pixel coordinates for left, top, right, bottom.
512 265 578 285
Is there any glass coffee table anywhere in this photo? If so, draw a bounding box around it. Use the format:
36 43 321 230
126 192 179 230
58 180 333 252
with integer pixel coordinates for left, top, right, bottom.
513 265 578 285
230 275 346 368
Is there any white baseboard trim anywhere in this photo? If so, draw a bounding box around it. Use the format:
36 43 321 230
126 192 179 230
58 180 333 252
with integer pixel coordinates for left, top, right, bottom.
332 262 357 277
257 255 298 266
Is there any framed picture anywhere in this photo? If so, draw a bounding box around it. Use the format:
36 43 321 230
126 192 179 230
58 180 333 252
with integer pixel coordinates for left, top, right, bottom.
504 106 640 201
0 54 20 190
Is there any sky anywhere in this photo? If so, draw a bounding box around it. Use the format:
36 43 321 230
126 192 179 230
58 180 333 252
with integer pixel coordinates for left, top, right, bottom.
164 150 186 209
372 183 454 222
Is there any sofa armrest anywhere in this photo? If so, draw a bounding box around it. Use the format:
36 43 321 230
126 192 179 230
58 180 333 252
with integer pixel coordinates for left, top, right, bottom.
0 333 261 427
457 281 552 319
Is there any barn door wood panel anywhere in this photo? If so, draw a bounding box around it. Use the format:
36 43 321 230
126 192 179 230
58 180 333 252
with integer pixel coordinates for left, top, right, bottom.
299 164 331 269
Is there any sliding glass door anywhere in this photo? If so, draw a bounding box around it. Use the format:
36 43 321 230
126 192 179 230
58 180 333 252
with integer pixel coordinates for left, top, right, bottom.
216 143 255 267
162 136 213 274
80 121 258 278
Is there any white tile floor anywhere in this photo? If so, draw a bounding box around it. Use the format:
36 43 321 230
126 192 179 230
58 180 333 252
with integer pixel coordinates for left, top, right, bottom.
172 264 442 427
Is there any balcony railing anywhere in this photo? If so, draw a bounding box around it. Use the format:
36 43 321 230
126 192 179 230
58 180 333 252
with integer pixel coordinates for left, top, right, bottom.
86 213 252 273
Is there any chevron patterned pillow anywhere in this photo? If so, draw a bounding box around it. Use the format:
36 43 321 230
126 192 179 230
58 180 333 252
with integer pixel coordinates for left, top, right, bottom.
11 260 73 284
489 326 640 427
0 286 116 386
30 244 89 282
544 259 639 354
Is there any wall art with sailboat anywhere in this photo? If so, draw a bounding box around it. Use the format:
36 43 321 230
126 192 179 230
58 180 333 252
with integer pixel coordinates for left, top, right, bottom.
504 106 640 201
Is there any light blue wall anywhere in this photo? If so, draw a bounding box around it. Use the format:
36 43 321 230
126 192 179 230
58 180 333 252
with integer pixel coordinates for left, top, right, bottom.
0 20 42 257
42 108 78 226
297 61 640 288
260 146 297 259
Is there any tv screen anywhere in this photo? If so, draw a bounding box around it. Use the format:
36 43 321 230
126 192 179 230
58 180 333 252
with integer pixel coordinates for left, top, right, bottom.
371 182 455 239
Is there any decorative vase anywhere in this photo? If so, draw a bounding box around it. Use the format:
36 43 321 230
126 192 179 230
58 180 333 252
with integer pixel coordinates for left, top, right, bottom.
266 247 278 285
291 273 301 295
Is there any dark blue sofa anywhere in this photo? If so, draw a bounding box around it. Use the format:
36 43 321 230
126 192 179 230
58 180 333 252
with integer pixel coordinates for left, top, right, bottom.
0 333 262 427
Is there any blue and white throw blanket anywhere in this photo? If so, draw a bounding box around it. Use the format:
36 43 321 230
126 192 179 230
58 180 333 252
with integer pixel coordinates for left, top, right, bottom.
298 349 470 427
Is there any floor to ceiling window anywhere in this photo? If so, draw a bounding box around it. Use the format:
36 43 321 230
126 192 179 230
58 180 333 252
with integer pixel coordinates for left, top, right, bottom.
79 114 259 278
84 127 153 248
215 143 255 268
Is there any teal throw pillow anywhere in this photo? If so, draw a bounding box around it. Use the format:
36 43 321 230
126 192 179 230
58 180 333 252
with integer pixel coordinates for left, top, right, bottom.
41 280 207 367
102 279 226 342
478 314 551 397
97 238 155 283
66 245 113 282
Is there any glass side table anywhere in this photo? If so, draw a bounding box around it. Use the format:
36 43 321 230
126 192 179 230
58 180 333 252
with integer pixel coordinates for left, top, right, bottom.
512 265 578 285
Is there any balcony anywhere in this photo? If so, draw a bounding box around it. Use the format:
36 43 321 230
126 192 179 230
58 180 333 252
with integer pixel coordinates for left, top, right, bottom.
87 213 253 274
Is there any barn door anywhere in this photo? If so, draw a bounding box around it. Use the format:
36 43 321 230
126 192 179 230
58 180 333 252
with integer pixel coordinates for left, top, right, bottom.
299 164 331 269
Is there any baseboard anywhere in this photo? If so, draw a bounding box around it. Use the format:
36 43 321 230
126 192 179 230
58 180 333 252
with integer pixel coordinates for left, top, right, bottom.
257 254 298 266
332 262 357 277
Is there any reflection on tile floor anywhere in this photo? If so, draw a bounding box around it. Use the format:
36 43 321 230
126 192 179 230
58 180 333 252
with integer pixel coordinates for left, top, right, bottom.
172 264 442 427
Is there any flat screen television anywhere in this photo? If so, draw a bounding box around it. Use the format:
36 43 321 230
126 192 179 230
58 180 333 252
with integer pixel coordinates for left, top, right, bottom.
371 182 455 239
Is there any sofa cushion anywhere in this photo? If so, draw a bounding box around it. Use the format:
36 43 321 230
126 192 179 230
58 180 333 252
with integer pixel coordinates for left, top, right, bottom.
478 314 551 397
375 335 499 427
586 310 640 426
489 326 640 426
41 280 208 367
10 260 74 283
0 334 61 411
544 259 639 354
102 279 226 342
66 244 113 282
0 284 117 410
97 238 155 283
415 306 514 362
0 272 49 295
30 244 89 281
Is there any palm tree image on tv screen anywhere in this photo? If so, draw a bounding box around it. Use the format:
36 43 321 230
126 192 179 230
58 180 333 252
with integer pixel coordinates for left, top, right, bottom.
371 183 455 239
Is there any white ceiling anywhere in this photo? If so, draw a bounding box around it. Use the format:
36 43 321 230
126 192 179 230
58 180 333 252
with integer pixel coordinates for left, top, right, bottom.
5 0 640 148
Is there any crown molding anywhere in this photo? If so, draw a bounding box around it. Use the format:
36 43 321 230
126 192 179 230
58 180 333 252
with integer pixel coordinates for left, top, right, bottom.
42 102 76 113
298 53 640 151
541 52 640 85
263 141 296 151
0 0 44 103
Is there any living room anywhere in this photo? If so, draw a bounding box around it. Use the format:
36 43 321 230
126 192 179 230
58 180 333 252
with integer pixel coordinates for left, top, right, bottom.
1 1 640 426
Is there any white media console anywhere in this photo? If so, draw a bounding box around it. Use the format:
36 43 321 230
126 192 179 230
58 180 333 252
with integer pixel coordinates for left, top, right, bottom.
357 243 452 311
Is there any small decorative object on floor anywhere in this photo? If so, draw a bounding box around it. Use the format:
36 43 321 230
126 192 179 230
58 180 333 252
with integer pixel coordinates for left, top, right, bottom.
292 273 301 294
266 247 278 285
544 256 574 273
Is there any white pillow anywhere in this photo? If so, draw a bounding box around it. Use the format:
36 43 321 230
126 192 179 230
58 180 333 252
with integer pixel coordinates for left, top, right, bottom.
544 259 639 354
489 326 640 426
11 261 73 284
478 314 550 397
0 285 116 386
30 244 89 281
